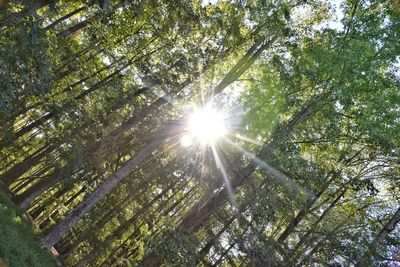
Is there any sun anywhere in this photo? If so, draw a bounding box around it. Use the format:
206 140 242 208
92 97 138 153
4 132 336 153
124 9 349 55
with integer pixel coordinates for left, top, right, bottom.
181 105 227 146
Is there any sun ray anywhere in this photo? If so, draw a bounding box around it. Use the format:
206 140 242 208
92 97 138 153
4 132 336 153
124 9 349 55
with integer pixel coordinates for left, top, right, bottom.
147 86 179 107
231 133 262 146
224 138 311 196
211 144 238 211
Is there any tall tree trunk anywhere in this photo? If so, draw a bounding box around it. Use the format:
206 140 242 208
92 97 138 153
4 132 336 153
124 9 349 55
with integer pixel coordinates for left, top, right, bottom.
295 220 346 267
73 181 175 267
10 165 50 194
291 190 345 254
57 20 88 38
56 0 131 38
40 131 171 248
213 32 281 95
44 6 87 31
11 49 150 143
17 170 63 211
57 175 164 257
355 206 400 267
7 83 149 191
162 185 197 216
0 145 54 187
56 190 135 258
276 173 336 243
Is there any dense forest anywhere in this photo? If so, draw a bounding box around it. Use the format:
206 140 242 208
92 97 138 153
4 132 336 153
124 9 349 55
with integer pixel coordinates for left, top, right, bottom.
0 0 399 266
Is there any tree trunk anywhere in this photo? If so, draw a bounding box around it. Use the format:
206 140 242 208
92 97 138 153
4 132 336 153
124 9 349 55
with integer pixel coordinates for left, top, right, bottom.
57 191 133 258
355 206 400 267
57 20 88 38
73 182 174 267
40 131 172 248
277 173 336 243
0 145 54 187
11 55 134 142
291 190 345 255
56 0 131 38
44 6 87 31
213 32 281 96
10 165 50 193
17 170 63 211
10 82 148 185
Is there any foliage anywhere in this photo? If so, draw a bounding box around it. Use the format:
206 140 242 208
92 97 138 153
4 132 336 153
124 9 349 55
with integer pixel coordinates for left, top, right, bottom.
0 190 58 267
0 0 399 266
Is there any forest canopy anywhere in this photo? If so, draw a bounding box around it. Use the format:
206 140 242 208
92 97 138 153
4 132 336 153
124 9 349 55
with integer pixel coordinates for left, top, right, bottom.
0 0 399 266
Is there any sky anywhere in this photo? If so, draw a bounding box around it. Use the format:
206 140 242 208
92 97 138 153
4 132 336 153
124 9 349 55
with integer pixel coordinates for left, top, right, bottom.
201 0 345 32
317 0 345 31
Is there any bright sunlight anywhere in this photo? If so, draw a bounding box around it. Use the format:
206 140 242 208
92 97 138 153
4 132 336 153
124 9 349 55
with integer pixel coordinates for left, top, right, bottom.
181 105 227 146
